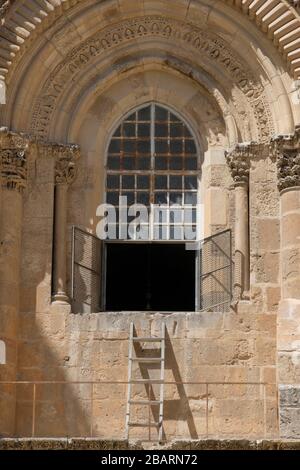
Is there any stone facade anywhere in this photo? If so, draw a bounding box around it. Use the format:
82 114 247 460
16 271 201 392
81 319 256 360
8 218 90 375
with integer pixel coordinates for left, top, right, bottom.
0 0 300 444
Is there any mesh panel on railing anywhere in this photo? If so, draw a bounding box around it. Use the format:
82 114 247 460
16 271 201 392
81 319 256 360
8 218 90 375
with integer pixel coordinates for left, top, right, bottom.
200 230 232 313
72 227 102 313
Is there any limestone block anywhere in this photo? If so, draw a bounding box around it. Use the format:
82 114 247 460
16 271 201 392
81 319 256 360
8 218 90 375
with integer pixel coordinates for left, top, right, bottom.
253 252 279 284
256 314 277 335
24 184 54 220
280 385 300 408
210 398 265 436
251 183 279 217
0 394 16 436
34 400 91 437
21 220 53 282
204 164 231 187
205 187 228 227
186 0 211 26
185 312 224 337
18 341 44 369
280 407 300 439
0 306 18 339
144 0 190 18
265 398 279 438
254 336 276 366
278 352 300 383
188 337 255 366
256 218 280 251
92 398 126 439
250 286 264 312
281 189 300 213
14 401 35 437
282 212 300 247
266 287 281 312
281 247 300 281
262 367 276 384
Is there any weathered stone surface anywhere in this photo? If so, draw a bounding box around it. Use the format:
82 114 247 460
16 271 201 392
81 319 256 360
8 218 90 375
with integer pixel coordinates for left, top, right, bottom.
280 385 300 408
2 438 300 450
280 408 300 439
2 0 300 444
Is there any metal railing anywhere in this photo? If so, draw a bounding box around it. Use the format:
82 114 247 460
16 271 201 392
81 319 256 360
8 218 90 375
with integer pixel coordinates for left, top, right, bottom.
0 380 274 441
71 226 102 313
200 230 233 313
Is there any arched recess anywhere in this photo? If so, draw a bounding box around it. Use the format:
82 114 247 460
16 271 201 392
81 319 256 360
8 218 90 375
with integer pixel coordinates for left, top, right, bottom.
65 65 228 235
1 0 300 83
0 1 298 136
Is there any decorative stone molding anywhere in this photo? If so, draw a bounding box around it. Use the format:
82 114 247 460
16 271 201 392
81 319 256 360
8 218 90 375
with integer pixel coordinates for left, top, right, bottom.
272 128 300 192
30 16 273 142
0 128 80 189
0 129 28 192
1 148 27 192
54 145 80 186
225 142 262 186
1 1 300 83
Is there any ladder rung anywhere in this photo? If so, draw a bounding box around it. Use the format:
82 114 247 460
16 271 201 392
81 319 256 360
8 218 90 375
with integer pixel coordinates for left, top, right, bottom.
128 421 161 428
129 400 162 405
131 357 163 363
132 337 164 342
130 379 164 384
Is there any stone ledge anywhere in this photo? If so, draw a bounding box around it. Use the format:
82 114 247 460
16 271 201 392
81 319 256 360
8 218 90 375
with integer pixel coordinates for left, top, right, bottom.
1 439 300 451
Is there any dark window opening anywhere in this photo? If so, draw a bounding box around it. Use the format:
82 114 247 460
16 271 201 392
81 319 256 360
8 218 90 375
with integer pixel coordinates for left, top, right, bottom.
105 243 196 312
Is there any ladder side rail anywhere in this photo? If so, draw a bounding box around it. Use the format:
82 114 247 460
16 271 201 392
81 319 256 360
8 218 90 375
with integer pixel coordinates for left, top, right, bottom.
125 322 134 440
158 323 165 442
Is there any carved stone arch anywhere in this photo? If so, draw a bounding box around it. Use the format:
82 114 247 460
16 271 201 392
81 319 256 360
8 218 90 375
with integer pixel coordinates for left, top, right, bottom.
50 56 238 148
0 0 300 84
24 16 274 144
72 68 227 156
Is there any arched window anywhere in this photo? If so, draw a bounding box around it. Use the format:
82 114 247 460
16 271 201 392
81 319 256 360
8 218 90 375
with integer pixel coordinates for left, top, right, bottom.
106 103 200 241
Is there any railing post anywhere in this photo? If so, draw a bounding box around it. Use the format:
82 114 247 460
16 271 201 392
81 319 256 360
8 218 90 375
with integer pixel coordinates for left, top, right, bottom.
206 383 209 438
32 383 36 438
90 383 94 438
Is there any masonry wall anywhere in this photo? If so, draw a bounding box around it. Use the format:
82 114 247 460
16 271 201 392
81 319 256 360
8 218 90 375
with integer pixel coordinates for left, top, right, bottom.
12 311 277 441
0 151 279 441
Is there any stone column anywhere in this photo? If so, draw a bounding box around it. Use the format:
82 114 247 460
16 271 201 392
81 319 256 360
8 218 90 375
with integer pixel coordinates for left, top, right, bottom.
226 144 251 299
0 137 27 436
52 146 79 304
274 131 300 438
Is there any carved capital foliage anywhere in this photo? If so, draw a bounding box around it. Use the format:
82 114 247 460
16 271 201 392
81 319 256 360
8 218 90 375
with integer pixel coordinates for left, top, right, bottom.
54 144 80 185
0 128 81 189
225 142 261 186
0 129 28 192
272 129 300 192
1 148 27 191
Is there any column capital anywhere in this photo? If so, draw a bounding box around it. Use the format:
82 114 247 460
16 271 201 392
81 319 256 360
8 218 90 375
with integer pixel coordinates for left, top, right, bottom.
53 144 80 186
0 128 31 193
225 142 260 186
0 147 27 192
272 128 300 192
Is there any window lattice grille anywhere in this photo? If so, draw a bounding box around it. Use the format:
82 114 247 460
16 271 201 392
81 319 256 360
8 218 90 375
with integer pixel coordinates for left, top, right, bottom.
106 103 199 241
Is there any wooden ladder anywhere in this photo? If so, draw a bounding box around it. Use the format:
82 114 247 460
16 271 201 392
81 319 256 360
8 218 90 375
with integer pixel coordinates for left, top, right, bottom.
125 322 165 442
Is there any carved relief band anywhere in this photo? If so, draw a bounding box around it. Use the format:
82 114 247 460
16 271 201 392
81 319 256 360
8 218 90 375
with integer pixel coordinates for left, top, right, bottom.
1 148 27 192
30 16 274 143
